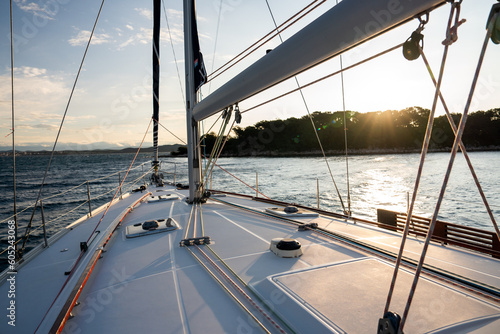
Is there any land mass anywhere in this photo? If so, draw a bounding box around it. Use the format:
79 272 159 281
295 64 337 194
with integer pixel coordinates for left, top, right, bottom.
201 107 500 157
4 107 499 157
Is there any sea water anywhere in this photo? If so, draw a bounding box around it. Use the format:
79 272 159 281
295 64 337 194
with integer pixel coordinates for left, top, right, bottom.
1 151 499 268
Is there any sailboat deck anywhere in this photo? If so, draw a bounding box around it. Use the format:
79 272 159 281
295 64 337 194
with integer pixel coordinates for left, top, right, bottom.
1 184 500 333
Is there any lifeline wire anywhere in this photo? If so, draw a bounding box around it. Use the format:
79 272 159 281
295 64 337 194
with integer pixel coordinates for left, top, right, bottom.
399 5 496 332
86 118 153 243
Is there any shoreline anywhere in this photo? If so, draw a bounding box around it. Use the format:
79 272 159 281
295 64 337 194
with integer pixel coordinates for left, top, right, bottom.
2 145 500 157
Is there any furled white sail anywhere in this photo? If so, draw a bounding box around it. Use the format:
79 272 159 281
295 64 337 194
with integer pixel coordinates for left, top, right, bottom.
192 0 445 122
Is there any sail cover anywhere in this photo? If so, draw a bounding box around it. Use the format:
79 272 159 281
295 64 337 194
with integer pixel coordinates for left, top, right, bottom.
192 0 445 122
191 0 207 92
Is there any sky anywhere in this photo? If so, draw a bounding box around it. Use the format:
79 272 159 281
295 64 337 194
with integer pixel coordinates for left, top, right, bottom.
0 0 499 151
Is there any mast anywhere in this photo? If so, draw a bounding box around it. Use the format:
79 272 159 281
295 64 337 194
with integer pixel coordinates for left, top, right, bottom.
184 0 206 202
152 0 160 179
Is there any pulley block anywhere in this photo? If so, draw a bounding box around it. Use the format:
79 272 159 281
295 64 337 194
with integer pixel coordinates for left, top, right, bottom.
491 13 500 44
487 3 500 45
402 31 424 61
378 312 402 334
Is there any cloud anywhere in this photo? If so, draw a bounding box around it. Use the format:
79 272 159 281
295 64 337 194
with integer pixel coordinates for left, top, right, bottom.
135 8 152 20
0 67 69 134
14 66 47 78
69 30 112 47
14 0 56 20
17 123 58 130
125 24 134 31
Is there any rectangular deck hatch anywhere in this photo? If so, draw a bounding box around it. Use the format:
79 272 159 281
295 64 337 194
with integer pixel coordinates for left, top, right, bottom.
126 218 179 238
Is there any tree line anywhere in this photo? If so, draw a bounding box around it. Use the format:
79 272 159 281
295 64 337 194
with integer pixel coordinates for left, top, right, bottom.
196 107 500 156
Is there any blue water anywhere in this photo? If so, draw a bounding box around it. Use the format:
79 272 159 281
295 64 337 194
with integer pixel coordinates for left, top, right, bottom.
1 151 499 269
0 153 152 267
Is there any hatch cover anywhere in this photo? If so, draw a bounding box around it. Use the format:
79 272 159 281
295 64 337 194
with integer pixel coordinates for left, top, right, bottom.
126 218 179 238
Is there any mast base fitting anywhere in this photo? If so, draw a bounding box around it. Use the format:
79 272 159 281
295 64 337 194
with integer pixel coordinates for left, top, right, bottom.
185 191 211 204
298 222 318 231
378 312 402 334
150 172 164 186
180 236 211 247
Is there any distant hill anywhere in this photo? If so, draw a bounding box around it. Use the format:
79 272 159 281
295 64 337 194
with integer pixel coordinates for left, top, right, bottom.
1 144 184 156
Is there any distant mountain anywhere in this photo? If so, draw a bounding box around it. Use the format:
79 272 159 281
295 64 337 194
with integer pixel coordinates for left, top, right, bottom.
0 143 184 155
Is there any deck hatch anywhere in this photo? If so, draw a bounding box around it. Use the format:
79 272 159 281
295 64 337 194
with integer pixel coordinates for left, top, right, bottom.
126 218 179 238
269 258 500 333
147 194 179 202
265 206 319 217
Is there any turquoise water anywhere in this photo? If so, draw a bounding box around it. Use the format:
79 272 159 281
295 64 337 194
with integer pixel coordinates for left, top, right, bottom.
1 151 499 268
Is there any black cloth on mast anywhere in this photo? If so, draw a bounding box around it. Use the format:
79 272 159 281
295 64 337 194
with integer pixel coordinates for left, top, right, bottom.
191 0 207 92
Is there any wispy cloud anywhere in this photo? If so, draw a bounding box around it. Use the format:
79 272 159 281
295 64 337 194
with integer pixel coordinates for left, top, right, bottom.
135 8 152 20
69 30 112 47
17 123 59 130
0 67 68 133
14 66 47 78
14 0 56 20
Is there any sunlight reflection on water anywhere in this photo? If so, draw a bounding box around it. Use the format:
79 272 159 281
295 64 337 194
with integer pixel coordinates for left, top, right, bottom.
208 152 500 231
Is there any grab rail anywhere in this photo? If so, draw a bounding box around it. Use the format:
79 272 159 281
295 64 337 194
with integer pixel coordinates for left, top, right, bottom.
377 209 500 258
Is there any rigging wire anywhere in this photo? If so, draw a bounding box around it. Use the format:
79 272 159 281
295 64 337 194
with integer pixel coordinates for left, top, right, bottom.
86 118 153 243
202 111 234 185
207 0 328 83
154 117 186 144
203 119 236 187
0 162 150 226
418 47 500 243
383 6 453 320
153 116 269 198
209 162 271 199
208 0 223 94
9 0 19 258
240 43 403 115
336 0 351 216
20 0 107 256
263 0 348 213
40 119 153 326
398 2 496 332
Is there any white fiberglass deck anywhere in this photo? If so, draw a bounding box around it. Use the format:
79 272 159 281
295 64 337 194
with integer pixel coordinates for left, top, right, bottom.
1 184 499 333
